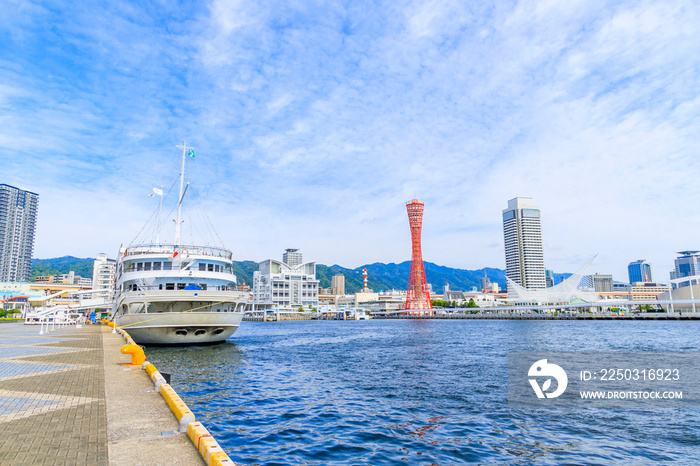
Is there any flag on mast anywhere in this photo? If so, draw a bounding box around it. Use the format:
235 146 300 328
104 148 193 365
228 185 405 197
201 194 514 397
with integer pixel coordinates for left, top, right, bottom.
188 149 195 158
153 187 163 196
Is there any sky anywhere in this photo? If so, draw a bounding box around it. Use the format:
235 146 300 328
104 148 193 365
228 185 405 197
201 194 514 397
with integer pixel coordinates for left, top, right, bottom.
1 0 699 283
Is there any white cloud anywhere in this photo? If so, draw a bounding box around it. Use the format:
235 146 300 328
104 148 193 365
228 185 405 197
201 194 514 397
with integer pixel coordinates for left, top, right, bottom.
1 0 699 283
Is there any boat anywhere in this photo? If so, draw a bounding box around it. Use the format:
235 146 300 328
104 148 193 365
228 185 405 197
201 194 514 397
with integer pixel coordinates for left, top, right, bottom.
111 142 248 345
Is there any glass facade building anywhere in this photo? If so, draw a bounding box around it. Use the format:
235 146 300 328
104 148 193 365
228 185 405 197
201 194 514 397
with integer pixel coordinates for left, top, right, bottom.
628 259 653 284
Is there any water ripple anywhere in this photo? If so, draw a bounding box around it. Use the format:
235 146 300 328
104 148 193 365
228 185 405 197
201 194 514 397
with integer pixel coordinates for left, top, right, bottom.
146 320 700 465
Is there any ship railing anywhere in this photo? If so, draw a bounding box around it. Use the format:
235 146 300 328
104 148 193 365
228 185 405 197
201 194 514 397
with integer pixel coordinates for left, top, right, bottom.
124 244 232 260
121 286 244 293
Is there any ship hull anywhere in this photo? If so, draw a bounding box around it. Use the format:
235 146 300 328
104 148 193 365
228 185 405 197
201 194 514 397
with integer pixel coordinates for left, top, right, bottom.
115 311 244 345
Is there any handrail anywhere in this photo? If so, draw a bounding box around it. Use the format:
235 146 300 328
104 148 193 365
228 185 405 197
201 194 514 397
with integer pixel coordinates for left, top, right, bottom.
124 244 232 260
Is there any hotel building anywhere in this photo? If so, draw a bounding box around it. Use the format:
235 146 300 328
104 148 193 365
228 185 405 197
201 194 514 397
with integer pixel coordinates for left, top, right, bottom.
502 197 546 292
253 249 319 309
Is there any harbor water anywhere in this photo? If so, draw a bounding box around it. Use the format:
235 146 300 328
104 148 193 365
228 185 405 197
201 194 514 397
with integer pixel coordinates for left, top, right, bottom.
145 320 700 465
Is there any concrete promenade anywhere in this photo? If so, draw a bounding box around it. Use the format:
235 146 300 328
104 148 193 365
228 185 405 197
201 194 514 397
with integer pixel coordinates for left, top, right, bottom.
0 322 203 465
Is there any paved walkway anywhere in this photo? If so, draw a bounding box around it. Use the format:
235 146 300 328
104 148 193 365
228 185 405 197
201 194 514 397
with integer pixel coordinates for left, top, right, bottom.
0 322 203 465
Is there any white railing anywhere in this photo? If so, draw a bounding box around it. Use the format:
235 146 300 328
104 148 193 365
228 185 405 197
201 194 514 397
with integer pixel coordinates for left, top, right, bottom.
25 305 83 334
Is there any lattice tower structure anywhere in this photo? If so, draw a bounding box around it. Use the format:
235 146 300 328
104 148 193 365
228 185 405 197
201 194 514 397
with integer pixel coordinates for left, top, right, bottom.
405 200 432 310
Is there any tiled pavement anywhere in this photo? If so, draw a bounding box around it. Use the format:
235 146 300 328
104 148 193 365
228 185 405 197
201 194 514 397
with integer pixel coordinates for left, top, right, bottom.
0 322 206 465
0 322 107 465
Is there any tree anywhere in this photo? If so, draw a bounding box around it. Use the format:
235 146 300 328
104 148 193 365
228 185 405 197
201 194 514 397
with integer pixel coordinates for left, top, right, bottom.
467 298 478 308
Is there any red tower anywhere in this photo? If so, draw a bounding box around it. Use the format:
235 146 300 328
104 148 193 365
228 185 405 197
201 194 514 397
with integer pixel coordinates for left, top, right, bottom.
405 199 432 310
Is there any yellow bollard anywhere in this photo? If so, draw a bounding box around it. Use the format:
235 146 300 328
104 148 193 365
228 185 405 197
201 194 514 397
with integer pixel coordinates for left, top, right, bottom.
120 344 146 366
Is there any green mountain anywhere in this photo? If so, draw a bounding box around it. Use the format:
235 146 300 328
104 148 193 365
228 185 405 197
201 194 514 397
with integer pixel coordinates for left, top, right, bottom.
317 262 507 294
31 256 509 293
31 256 95 280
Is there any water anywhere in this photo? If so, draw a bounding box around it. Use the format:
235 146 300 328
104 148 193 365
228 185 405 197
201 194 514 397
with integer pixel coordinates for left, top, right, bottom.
145 320 700 465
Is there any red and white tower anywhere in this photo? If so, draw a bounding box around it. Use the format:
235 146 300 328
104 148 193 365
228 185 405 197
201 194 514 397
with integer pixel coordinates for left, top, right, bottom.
405 199 432 310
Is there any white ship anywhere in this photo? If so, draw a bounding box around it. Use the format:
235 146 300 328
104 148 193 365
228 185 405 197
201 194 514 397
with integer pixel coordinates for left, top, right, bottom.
111 143 248 345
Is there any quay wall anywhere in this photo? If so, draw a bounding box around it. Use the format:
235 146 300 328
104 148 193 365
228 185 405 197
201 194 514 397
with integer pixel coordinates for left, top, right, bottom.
104 320 237 466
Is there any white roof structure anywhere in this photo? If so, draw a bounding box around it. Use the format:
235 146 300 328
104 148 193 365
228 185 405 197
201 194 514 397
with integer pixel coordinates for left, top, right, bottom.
507 256 599 304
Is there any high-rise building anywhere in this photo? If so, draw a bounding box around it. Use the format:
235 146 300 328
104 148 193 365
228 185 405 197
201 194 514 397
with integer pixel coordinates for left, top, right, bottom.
331 274 345 295
545 269 555 288
628 260 652 284
670 251 700 280
481 273 491 292
282 248 303 268
92 253 116 300
0 184 39 282
590 273 613 292
502 197 546 292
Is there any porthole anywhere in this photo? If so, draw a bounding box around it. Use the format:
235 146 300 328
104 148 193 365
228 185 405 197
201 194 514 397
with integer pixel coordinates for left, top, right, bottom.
194 329 207 336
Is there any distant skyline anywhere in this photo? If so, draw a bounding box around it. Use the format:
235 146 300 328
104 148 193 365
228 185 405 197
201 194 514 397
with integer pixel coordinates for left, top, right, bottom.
2 1 699 283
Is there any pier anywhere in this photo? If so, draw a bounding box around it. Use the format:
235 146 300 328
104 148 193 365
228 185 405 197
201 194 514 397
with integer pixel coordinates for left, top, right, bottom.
0 322 211 465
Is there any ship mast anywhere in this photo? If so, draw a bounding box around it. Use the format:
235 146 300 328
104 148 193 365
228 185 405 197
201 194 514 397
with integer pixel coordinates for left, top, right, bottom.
174 141 189 245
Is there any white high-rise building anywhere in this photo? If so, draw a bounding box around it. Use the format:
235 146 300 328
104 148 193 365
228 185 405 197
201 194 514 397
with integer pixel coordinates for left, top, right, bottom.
282 248 303 268
253 250 319 309
0 184 39 282
502 197 546 292
92 253 116 300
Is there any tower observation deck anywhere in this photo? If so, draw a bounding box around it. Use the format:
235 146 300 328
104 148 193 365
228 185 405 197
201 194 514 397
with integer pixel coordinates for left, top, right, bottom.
405 200 432 310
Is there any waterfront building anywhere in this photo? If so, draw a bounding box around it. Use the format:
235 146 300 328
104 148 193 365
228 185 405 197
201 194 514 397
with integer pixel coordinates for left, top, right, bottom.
336 291 379 308
590 273 613 293
35 271 92 286
670 251 700 280
628 260 653 284
282 248 303 268
502 197 546 293
253 250 319 309
0 184 39 282
443 282 465 304
331 274 345 295
92 253 116 300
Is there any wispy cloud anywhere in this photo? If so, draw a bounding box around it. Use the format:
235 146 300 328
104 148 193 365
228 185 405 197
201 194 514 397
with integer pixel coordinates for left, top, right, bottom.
1 0 698 283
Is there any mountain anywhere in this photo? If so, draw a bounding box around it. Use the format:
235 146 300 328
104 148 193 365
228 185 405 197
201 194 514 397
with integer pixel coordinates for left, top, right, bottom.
316 261 507 294
31 256 95 280
30 256 511 293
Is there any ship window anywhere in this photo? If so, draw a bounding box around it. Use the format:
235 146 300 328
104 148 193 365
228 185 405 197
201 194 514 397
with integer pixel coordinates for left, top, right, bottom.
159 284 163 290
200 284 207 290
177 283 186 290
153 262 161 271
163 262 172 271
208 264 214 272
199 263 206 271
127 263 134 272
136 263 143 271
166 283 174 290
144 262 151 271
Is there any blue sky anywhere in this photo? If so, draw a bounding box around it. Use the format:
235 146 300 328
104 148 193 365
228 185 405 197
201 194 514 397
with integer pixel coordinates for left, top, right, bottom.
2 0 699 283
